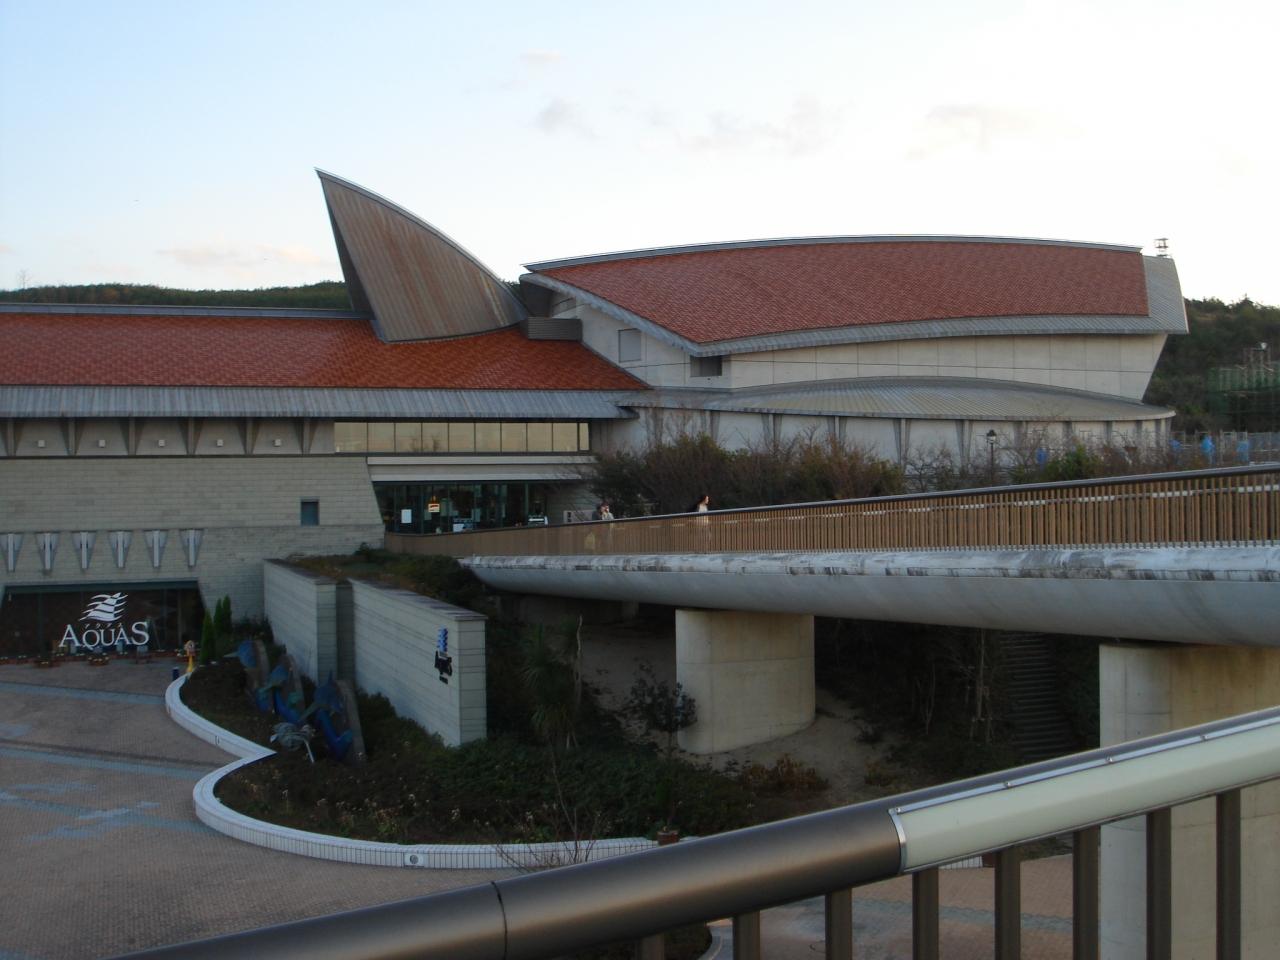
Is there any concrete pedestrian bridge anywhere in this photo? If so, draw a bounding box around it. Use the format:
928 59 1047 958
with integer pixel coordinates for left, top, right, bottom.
386 465 1280 956
391 464 1280 649
451 546 1279 647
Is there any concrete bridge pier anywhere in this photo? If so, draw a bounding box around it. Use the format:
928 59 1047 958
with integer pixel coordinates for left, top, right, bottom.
675 609 815 754
1100 642 1280 960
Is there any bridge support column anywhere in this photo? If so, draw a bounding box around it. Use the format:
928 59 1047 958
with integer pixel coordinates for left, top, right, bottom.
1100 642 1280 960
675 609 814 754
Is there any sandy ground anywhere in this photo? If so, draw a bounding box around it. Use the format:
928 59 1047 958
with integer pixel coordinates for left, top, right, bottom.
580 617 899 808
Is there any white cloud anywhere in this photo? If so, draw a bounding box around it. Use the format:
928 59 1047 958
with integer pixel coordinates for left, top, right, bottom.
905 103 1058 161
157 243 333 272
672 98 836 157
521 49 563 67
534 98 596 138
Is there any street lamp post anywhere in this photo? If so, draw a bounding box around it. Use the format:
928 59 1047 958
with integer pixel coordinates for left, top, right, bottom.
986 430 998 484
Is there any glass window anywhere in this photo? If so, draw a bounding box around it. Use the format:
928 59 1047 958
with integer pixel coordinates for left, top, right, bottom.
367 422 395 452
552 422 578 452
501 422 527 452
422 422 448 452
448 422 475 452
334 422 367 453
579 422 590 451
691 355 724 378
395 422 422 452
527 422 552 451
300 500 319 526
475 422 501 452
618 329 641 362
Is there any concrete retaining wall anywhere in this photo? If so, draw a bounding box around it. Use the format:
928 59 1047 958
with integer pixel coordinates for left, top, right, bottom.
263 561 339 684
258 565 488 745
351 580 487 746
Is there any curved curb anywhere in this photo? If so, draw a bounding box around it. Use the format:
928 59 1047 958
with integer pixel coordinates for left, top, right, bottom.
166 675 656 869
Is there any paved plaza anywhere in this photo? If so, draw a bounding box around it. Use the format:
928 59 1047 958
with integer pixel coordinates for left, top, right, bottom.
0 660 1074 959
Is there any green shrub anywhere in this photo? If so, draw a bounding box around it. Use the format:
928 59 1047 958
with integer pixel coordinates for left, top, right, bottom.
199 611 217 665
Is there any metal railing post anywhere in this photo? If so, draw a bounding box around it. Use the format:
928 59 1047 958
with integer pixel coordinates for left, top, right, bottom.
1217 789 1242 960
1072 826 1099 960
912 869 939 960
733 912 761 960
1146 807 1172 960
824 888 852 960
994 846 1021 960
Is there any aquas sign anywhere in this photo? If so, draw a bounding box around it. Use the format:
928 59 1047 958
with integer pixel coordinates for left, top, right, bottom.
58 593 150 652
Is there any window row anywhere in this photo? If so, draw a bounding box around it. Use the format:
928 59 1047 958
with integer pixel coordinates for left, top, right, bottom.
334 421 591 454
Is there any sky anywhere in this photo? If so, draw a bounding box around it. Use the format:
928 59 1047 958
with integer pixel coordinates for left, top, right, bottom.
1 0 1276 304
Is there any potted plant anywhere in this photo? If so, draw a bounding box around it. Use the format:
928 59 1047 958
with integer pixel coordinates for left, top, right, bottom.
33 635 59 668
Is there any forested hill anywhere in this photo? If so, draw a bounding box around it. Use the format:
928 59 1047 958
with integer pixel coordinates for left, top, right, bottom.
0 281 350 309
1144 297 1280 431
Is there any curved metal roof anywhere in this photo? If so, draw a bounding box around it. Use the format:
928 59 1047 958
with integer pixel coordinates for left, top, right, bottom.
318 170 527 342
523 236 1186 356
621 377 1175 422
526 233 1142 271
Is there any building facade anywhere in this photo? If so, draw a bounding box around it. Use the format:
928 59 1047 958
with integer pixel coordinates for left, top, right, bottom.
0 171 1183 655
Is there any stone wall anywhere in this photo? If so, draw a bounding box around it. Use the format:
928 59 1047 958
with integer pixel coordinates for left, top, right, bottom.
0 457 385 617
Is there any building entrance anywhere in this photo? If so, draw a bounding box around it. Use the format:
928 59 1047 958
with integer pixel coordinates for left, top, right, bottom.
0 583 203 659
375 482 554 534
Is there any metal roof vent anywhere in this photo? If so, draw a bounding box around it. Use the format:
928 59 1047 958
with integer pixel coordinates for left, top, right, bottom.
522 316 582 341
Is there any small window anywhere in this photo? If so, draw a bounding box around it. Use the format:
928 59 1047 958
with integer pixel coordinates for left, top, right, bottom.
394 422 422 452
448 422 475 452
475 422 501 452
618 329 641 363
501 422 527 452
552 422 578 452
527 422 553 451
334 422 368 453
422 422 448 452
367 422 395 452
300 500 319 526
691 355 724 378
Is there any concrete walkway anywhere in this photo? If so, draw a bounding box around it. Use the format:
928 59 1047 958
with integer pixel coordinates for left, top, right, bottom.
0 660 1075 959
0 661 502 960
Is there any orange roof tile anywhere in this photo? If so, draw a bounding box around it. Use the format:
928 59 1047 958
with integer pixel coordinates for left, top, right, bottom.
540 241 1149 344
0 313 643 391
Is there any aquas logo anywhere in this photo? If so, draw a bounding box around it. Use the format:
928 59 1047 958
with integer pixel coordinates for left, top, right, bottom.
81 593 128 623
58 592 150 651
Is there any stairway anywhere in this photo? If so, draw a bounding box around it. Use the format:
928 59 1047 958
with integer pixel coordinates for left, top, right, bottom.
1001 633 1079 763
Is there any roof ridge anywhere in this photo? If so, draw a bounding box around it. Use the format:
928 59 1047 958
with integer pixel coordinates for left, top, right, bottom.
526 235 1144 272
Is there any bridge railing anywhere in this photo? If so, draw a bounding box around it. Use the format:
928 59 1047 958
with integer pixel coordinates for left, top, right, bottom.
116 705 1280 960
388 464 1280 558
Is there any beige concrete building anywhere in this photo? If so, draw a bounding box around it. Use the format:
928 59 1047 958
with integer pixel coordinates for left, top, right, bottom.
1 171 1183 657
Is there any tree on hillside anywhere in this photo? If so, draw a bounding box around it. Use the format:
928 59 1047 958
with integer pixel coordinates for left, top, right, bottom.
0 281 351 309
1145 297 1280 432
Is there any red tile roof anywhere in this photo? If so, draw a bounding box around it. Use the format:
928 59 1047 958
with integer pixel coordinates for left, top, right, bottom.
539 241 1149 344
0 313 643 390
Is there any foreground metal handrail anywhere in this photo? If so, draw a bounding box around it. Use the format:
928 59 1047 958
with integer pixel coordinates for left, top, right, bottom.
116 705 1280 960
388 464 1280 558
